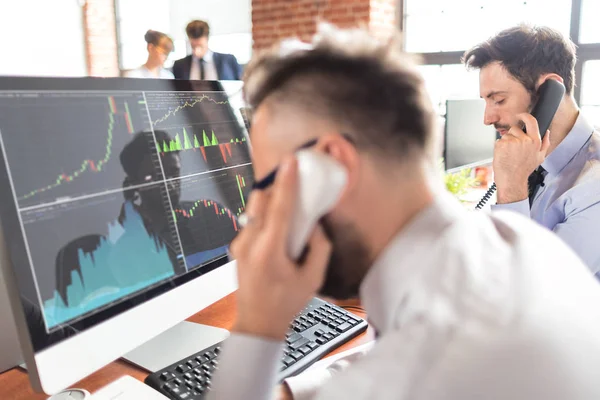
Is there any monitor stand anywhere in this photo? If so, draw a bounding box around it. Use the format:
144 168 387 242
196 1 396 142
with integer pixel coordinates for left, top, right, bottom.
122 321 229 373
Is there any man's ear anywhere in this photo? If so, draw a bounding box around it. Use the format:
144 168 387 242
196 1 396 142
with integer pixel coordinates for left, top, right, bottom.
317 134 359 204
536 73 564 91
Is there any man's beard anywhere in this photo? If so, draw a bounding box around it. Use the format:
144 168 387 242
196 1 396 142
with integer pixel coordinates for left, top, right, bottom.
317 217 372 300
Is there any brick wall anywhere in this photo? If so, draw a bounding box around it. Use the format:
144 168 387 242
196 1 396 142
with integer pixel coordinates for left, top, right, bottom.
252 0 399 50
83 0 119 77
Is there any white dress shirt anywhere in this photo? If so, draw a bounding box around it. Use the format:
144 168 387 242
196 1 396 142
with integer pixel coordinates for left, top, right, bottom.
190 50 219 80
209 193 600 400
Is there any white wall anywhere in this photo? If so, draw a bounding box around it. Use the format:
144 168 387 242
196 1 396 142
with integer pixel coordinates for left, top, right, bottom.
0 0 87 77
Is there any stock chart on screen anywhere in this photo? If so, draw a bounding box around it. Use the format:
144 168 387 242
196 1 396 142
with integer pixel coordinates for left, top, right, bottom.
0 88 252 330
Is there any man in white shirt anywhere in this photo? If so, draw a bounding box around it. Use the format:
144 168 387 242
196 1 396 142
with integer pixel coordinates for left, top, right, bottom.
208 25 600 400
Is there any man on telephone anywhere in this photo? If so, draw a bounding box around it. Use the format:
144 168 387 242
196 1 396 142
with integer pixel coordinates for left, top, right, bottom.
205 25 600 400
464 25 600 276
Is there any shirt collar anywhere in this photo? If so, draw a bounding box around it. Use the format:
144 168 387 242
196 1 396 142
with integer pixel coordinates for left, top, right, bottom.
542 112 594 175
359 192 466 334
193 50 213 62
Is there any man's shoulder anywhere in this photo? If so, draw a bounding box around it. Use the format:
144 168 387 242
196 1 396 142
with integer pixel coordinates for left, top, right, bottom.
213 52 238 62
172 56 191 66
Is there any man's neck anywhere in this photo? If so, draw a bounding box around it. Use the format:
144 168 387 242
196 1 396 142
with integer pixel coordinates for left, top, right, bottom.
356 161 436 265
546 96 580 155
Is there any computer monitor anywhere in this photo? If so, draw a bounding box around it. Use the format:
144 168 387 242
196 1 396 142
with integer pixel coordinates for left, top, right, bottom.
0 77 253 394
444 99 497 172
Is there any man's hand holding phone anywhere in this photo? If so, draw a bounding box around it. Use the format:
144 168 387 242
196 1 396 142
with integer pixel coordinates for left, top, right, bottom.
493 113 551 204
229 156 332 341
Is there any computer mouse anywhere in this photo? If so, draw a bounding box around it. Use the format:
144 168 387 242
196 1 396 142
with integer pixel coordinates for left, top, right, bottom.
46 388 91 400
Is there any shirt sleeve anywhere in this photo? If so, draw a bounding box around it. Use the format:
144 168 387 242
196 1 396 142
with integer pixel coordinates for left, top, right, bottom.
491 199 530 218
207 333 284 400
285 344 372 400
552 202 600 275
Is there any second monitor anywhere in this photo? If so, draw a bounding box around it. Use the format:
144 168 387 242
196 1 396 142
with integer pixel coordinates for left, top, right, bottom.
444 99 497 172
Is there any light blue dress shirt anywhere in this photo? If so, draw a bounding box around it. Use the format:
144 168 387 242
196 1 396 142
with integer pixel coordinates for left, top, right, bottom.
492 112 600 275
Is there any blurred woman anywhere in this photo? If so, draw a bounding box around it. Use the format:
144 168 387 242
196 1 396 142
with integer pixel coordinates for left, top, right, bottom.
125 30 174 79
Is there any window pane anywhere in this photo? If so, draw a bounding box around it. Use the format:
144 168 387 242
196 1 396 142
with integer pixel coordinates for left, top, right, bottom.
116 0 171 70
580 0 600 43
405 0 572 53
581 61 600 106
417 64 479 115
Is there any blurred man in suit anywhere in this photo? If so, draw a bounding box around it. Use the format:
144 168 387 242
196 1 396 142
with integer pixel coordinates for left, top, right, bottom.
173 20 242 81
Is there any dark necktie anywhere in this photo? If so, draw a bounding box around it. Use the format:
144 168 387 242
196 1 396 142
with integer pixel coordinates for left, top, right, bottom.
528 166 546 206
200 58 205 80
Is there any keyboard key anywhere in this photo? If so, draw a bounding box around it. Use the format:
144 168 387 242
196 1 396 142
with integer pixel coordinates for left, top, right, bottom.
307 318 316 325
336 322 353 333
195 355 209 363
307 341 319 350
316 337 327 345
160 371 176 381
178 391 193 399
328 321 338 328
314 329 325 337
214 347 221 354
169 386 183 396
286 332 303 344
334 318 345 325
323 333 334 341
176 364 190 374
183 373 193 381
187 360 200 369
205 351 217 360
290 350 304 360
174 378 183 386
293 325 303 332
195 376 206 384
164 382 180 392
195 385 205 394
283 356 296 366
300 323 310 330
289 337 310 350
185 380 195 389
299 345 312 355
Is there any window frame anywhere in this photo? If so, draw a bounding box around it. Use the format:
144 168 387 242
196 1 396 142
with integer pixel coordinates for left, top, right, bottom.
401 0 600 106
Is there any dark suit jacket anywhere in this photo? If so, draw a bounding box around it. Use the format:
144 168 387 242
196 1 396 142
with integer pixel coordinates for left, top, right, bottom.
172 52 243 81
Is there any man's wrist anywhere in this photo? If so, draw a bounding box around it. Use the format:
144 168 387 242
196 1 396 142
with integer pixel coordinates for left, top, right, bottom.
496 181 528 204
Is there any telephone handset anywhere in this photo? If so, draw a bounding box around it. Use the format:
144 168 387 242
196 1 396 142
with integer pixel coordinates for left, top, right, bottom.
474 79 566 210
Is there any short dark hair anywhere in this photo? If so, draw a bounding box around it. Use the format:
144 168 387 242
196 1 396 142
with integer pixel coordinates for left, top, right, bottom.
244 27 436 162
463 25 577 96
144 30 174 52
186 20 210 39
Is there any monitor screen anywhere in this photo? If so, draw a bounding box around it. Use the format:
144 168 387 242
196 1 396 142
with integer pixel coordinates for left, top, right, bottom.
0 78 252 352
444 99 497 171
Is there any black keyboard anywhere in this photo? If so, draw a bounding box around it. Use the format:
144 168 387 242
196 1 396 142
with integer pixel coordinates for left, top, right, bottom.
145 297 368 399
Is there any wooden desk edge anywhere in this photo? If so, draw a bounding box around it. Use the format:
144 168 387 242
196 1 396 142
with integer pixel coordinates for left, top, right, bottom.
0 293 373 400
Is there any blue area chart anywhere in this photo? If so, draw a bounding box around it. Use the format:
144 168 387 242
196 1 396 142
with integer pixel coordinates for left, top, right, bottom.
43 202 176 328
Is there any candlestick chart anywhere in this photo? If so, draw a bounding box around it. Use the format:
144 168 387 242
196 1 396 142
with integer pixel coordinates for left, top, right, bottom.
171 164 253 270
0 92 148 208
